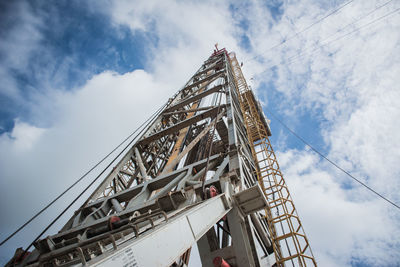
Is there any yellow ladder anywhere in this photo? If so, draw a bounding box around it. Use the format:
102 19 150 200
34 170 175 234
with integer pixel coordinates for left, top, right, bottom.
228 53 317 267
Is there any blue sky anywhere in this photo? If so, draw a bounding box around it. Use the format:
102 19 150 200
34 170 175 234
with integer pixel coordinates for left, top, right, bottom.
0 0 400 266
0 1 153 133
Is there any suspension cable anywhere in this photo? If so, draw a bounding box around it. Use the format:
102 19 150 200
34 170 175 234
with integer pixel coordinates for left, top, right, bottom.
0 104 167 247
29 102 166 253
22 102 167 254
253 4 400 76
246 0 355 62
265 107 400 211
0 102 166 254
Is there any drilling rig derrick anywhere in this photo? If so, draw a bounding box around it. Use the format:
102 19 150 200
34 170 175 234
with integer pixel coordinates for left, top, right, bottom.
14 47 316 267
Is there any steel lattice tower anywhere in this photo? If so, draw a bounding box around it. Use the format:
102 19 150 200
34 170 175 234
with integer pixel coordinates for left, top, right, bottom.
13 47 316 267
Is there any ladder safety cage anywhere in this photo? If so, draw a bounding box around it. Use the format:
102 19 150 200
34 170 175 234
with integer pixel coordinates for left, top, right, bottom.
228 52 317 267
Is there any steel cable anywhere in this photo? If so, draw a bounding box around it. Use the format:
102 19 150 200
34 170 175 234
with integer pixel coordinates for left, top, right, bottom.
0 105 164 247
264 107 400 211
246 0 355 62
253 4 400 76
0 101 166 251
21 102 167 254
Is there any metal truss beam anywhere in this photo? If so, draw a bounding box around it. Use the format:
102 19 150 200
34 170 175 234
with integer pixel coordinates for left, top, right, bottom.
163 84 224 113
139 106 225 145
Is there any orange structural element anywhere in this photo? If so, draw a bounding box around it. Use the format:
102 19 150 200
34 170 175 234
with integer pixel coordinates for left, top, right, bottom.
164 70 214 171
228 52 317 266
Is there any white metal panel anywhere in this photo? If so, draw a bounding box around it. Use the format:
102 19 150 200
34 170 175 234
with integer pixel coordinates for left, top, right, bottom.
91 194 230 267
187 195 227 240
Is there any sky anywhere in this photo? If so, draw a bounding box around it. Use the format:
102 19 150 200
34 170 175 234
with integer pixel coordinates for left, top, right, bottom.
0 0 399 266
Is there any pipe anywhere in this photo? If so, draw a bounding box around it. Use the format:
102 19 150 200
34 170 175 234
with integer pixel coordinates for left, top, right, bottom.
250 213 273 253
148 172 187 201
134 147 149 181
111 199 123 213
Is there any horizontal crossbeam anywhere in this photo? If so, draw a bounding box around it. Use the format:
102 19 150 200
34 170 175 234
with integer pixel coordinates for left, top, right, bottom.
164 84 224 113
139 106 225 145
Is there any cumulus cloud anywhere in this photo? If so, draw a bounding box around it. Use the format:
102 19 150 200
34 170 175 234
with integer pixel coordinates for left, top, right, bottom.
279 149 400 266
107 0 246 86
0 119 46 151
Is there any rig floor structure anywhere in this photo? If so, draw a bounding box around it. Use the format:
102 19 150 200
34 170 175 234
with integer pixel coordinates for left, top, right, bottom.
11 48 317 267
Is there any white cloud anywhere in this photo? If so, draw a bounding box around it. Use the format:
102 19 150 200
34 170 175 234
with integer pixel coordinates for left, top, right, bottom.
279 149 400 266
0 1 43 100
0 2 43 71
0 119 46 151
108 0 245 80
